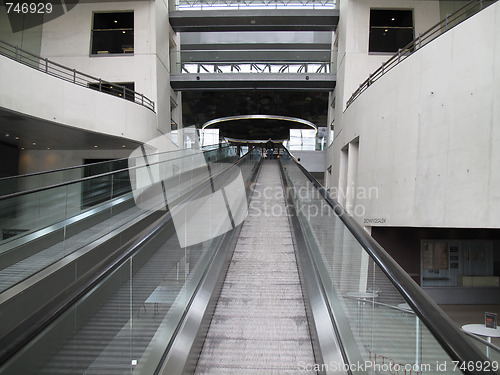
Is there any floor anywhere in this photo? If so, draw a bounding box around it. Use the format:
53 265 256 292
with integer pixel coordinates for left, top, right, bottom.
440 304 500 347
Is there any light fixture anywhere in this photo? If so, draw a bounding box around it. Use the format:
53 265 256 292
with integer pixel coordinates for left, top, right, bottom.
122 31 126 34
15 136 19 140
114 20 118 23
391 17 395 21
122 145 126 148
5 133 9 137
94 145 98 148
32 142 36 145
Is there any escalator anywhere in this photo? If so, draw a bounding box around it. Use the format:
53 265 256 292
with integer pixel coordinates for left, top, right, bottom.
0 146 497 374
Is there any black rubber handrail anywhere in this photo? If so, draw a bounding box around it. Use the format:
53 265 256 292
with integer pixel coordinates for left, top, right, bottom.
282 148 493 374
0 145 234 202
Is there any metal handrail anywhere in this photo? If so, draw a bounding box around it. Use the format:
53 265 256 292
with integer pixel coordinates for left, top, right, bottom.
0 145 234 202
179 61 332 74
462 330 500 354
176 0 336 10
0 39 155 112
346 0 497 109
282 147 492 374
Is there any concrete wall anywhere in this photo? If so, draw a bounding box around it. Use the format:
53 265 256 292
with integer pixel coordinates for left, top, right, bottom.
335 0 441 110
328 1 500 229
38 0 175 131
0 54 158 144
292 150 326 173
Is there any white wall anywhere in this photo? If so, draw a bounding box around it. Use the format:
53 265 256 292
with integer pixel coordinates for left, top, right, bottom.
38 0 175 131
335 0 441 110
0 54 158 144
330 1 500 229
40 1 157 102
292 150 326 173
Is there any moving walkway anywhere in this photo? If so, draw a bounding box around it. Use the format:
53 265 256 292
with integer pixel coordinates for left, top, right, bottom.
0 145 497 374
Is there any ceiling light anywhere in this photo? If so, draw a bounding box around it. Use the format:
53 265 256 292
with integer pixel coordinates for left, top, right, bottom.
5 133 9 137
122 145 126 148
32 142 36 145
391 17 395 21
15 136 19 140
114 20 118 23
122 31 126 34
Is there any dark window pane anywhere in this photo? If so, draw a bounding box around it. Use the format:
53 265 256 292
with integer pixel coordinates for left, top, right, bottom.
88 82 135 102
91 12 134 55
369 28 414 53
93 12 134 30
370 9 413 27
91 29 134 54
369 9 413 53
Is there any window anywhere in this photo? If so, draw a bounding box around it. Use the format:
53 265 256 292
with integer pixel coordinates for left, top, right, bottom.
369 9 414 53
88 82 135 102
91 12 134 55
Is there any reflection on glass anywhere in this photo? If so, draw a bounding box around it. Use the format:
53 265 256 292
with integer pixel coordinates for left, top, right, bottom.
0 147 260 374
280 153 467 374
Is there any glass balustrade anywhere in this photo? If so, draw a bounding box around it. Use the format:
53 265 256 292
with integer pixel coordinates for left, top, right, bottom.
0 145 238 294
0 147 260 375
280 150 494 374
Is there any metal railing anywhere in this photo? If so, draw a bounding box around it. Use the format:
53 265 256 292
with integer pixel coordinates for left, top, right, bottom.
173 48 336 74
176 0 335 10
179 61 332 74
0 39 155 112
346 0 497 109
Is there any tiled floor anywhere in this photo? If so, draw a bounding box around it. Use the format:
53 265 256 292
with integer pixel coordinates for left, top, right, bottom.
440 304 500 347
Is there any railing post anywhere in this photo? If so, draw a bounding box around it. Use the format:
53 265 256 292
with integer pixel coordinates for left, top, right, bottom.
99 78 102 92
141 94 144 105
445 14 450 30
480 0 484 10
73 69 76 83
381 62 385 75
45 58 49 73
368 74 372 87
398 49 401 63
123 86 126 99
15 45 19 61
418 33 422 50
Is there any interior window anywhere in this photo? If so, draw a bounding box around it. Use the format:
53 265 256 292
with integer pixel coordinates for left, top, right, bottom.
91 12 134 55
369 9 414 53
88 82 135 102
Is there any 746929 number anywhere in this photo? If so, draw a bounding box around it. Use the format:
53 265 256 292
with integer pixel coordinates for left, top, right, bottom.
452 361 499 372
5 2 53 14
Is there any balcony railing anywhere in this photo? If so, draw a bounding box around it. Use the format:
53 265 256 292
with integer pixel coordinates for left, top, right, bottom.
176 0 336 10
346 0 498 109
173 48 336 74
0 39 155 112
